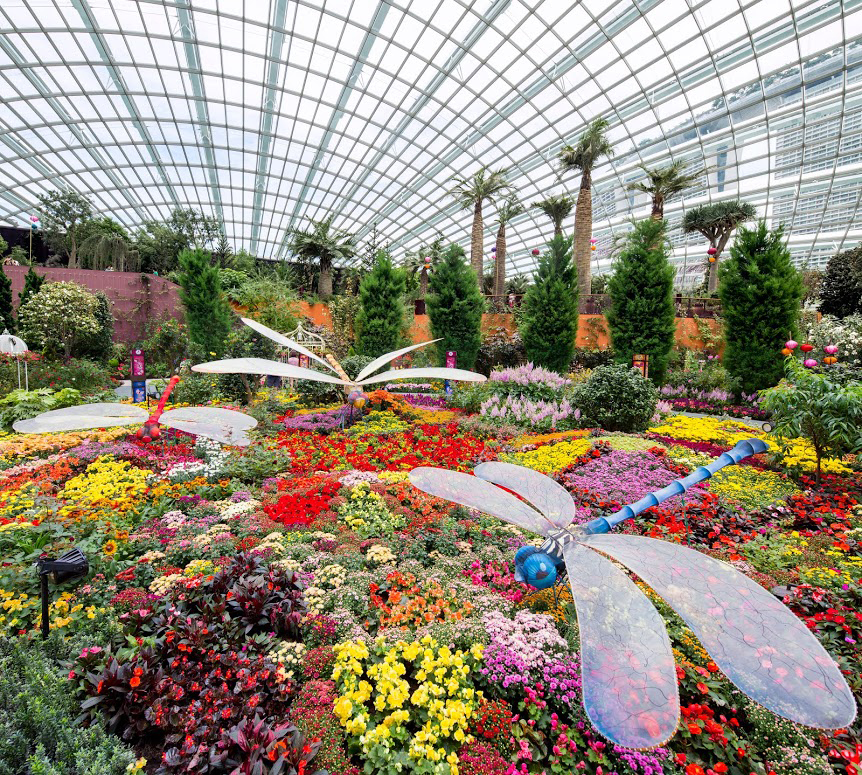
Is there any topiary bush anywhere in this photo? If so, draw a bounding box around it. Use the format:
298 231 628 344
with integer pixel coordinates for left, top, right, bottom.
572 364 658 432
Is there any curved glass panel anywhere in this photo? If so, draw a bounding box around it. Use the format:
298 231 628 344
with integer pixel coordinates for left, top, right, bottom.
0 2 855 277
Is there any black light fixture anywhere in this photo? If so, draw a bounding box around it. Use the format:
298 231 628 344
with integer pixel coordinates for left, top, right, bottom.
36 548 89 638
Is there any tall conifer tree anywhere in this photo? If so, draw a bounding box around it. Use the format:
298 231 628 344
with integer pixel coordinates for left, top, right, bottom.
720 222 803 394
0 269 14 333
426 244 483 368
177 247 233 356
606 219 676 383
18 266 45 310
520 235 579 373
356 252 406 357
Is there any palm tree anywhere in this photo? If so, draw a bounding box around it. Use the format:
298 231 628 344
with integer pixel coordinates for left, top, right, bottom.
493 195 524 297
627 160 702 220
559 118 614 296
403 238 444 299
449 166 510 283
287 218 357 299
79 232 140 272
682 200 757 293
532 193 574 238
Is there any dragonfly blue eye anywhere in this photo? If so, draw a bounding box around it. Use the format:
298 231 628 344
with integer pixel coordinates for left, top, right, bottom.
521 551 558 589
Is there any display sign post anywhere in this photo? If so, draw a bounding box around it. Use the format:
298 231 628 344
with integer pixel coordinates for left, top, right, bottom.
444 351 456 394
131 349 147 404
632 353 649 379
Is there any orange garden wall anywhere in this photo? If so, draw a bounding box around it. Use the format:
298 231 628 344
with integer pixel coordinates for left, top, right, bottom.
295 301 722 351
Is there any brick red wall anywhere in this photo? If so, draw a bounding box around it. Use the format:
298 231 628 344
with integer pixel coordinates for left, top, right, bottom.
4 267 183 344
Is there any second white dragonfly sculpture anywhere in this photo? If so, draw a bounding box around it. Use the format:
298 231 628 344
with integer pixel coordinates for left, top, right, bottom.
192 318 487 399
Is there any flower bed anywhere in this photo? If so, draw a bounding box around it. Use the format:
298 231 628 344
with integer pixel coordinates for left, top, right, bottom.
0 399 859 775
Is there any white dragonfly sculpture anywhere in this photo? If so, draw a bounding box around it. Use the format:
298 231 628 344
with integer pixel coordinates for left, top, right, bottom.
192 318 486 408
409 438 856 748
13 375 257 446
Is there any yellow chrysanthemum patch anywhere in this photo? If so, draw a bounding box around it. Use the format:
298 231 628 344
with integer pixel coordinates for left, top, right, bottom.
708 466 800 510
333 636 483 774
59 457 149 514
509 437 593 473
649 415 757 446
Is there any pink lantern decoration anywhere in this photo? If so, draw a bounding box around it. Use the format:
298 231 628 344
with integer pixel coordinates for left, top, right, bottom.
531 248 540 256
423 256 431 265
30 215 38 223
803 358 817 368
824 344 838 355
785 340 798 350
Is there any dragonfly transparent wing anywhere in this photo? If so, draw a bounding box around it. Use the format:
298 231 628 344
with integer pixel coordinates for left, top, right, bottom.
581 534 857 729
474 461 573 528
160 407 258 446
359 367 487 387
409 467 554 535
240 318 339 374
354 340 441 381
564 541 679 748
13 403 148 433
192 357 351 386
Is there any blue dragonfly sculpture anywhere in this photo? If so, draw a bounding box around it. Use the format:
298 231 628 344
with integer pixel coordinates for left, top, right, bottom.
409 438 856 749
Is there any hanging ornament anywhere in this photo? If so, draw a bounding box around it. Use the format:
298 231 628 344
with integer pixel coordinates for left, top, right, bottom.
800 343 814 353
823 356 837 365
707 246 717 263
803 358 818 368
824 344 838 355
423 256 432 265
785 339 798 350
491 246 497 253
781 348 792 356
531 248 540 256
590 237 597 252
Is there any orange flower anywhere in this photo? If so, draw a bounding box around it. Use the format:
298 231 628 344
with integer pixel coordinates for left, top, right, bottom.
130 675 141 688
687 723 702 735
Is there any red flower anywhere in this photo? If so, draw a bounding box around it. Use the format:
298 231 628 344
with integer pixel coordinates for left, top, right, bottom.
714 764 728 773
687 765 706 775
688 723 702 735
696 682 709 693
130 676 141 688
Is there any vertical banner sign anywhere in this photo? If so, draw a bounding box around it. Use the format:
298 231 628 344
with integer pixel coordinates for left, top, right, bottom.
131 349 147 403
445 351 456 394
632 354 649 379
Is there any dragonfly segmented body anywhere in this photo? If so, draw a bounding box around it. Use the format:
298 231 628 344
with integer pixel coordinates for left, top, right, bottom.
409 438 856 749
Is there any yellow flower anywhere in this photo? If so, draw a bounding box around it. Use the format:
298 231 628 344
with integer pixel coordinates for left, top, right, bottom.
102 539 118 556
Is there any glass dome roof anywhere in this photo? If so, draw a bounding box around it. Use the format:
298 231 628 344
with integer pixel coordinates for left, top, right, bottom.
0 0 860 282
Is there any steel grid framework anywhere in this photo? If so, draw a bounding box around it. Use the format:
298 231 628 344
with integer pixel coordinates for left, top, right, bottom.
0 0 860 283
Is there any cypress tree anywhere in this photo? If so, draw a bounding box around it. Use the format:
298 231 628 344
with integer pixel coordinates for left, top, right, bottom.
519 235 579 373
177 247 233 356
426 244 484 368
720 221 803 394
0 269 14 333
355 251 406 357
818 244 862 319
606 218 676 383
18 266 45 310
